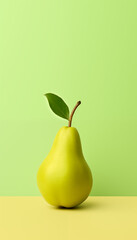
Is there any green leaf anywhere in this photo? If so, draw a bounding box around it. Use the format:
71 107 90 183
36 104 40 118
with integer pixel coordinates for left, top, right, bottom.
45 93 70 120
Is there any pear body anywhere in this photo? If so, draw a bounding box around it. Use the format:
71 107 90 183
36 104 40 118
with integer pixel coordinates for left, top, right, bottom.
37 126 93 208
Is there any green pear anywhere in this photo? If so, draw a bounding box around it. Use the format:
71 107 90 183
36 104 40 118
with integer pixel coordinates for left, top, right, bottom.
37 94 93 208
37 126 93 208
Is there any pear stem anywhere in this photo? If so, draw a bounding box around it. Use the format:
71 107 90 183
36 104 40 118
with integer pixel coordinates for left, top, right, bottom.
68 101 81 127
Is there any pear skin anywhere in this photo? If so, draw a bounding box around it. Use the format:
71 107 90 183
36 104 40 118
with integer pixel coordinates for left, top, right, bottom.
37 126 93 208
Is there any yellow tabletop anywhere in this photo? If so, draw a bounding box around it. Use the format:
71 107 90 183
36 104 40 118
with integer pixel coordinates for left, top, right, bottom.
0 196 137 240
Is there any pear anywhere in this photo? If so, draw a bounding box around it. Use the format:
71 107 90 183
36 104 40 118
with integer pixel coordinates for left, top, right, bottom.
37 94 93 208
37 126 93 208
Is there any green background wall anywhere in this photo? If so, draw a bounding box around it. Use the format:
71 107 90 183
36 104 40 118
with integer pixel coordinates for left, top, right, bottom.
0 0 137 196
